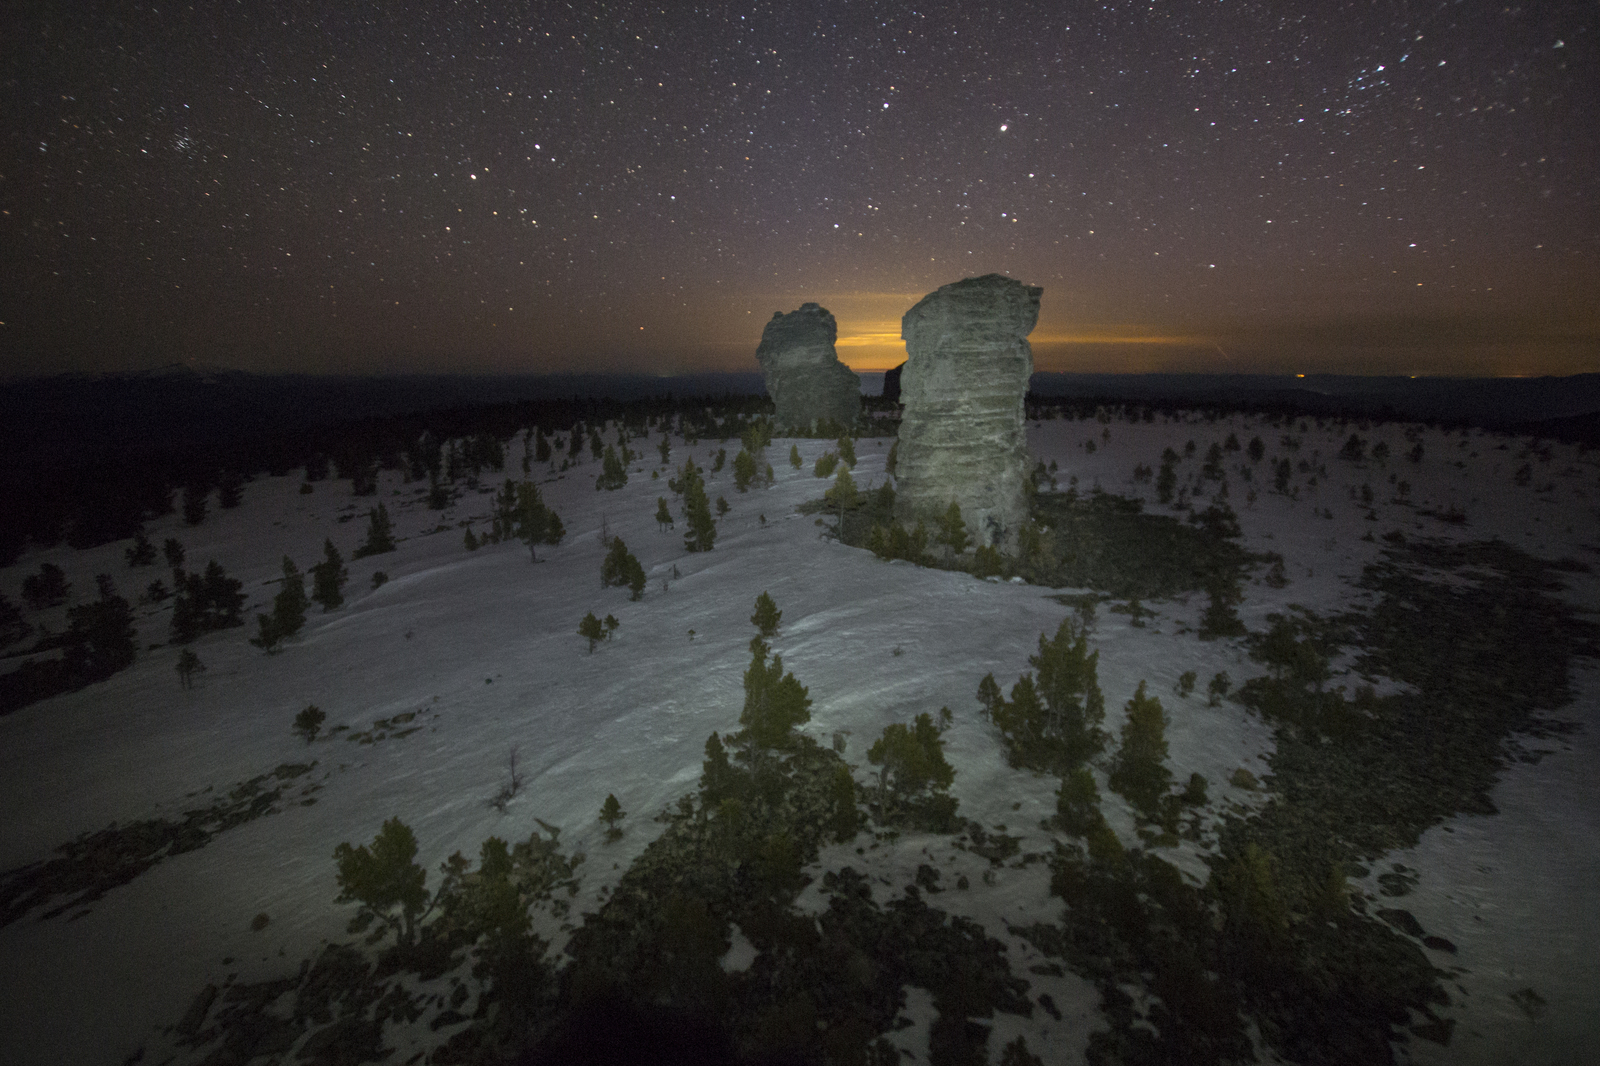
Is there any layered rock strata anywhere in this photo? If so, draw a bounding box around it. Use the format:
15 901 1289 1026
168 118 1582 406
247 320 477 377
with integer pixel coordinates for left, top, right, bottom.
754 303 861 432
893 274 1041 548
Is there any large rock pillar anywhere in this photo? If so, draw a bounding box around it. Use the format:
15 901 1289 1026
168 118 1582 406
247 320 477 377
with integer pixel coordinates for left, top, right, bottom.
893 274 1041 548
754 303 861 433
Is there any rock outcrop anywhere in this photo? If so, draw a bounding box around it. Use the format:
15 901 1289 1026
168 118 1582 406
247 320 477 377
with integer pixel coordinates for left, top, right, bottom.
755 303 861 432
882 361 906 404
892 274 1041 548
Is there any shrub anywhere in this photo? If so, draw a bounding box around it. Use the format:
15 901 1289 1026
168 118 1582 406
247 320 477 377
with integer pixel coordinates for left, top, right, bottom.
813 452 839 479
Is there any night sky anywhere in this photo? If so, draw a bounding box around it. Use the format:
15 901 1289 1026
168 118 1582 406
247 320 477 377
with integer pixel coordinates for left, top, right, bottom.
3 1 1596 379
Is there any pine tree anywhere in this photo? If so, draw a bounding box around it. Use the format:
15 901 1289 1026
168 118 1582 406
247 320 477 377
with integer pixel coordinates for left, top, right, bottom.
175 647 205 689
294 704 326 743
750 591 781 637
354 504 396 558
200 560 246 628
680 461 716 552
163 537 186 568
125 529 158 567
578 611 607 652
867 711 955 823
0 593 29 650
596 444 628 490
837 436 856 467
217 471 244 508
936 501 971 553
310 539 348 611
63 575 137 682
493 479 520 540
656 437 671 465
732 448 757 492
655 497 674 531
739 638 811 749
789 444 802 470
22 563 70 609
333 818 430 945
463 526 479 551
1107 681 1172 819
599 794 626 842
182 482 209 526
252 557 308 651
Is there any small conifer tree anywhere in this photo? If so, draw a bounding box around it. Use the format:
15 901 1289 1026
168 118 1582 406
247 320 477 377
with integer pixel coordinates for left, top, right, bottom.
599 793 626 842
596 444 628 490
739 638 811 749
310 539 348 611
837 436 856 467
750 591 781 638
175 647 205 689
680 462 716 552
813 452 839 478
867 711 956 825
252 557 308 652
1107 680 1172 819
294 704 326 743
655 497 674 531
333 818 430 945
125 529 158 567
163 537 186 569
464 526 479 551
353 504 396 558
936 501 971 553
63 575 137 682
789 444 803 470
578 611 607 652
733 448 757 492
182 482 209 526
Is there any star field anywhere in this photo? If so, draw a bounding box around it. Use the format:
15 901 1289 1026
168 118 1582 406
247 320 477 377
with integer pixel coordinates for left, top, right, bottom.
3 0 1596 377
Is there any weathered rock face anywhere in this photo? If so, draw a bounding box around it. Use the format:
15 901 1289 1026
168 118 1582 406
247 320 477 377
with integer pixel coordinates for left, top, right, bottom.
893 274 1041 548
755 303 861 432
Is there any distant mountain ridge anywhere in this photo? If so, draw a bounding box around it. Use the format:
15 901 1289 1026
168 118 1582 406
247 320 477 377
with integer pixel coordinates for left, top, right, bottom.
1027 372 1600 432
5 369 1598 469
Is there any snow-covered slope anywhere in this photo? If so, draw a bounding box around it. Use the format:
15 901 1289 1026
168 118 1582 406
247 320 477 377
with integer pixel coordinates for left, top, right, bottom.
1 410 1596 1065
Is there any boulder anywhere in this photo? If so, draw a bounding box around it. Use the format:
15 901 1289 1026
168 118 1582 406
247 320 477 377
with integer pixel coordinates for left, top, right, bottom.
755 303 861 432
893 274 1041 548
